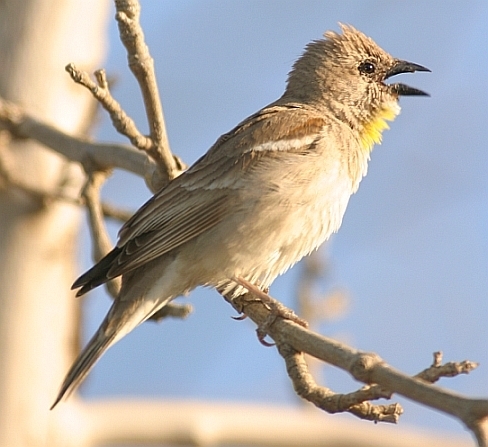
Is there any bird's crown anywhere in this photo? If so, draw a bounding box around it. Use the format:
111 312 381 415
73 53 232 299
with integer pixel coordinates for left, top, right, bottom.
285 24 429 151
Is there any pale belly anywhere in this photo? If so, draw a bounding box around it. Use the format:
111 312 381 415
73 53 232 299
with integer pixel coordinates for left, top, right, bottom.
183 155 354 296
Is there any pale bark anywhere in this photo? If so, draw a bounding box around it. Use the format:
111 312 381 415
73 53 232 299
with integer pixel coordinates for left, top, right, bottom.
78 399 471 447
0 1 110 446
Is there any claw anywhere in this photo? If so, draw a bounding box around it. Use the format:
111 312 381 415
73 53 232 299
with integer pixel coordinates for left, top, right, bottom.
257 330 275 347
231 314 247 321
232 276 309 345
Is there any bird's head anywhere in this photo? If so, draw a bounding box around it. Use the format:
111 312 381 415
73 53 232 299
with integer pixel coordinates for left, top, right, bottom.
285 24 430 151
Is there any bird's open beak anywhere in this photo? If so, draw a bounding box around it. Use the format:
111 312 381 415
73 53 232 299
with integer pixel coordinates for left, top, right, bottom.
385 60 430 96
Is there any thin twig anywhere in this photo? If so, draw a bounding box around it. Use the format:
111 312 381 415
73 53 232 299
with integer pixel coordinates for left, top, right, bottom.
101 201 133 222
295 249 350 387
66 64 153 152
150 303 193 322
114 0 180 181
416 351 479 384
81 168 122 298
277 342 402 423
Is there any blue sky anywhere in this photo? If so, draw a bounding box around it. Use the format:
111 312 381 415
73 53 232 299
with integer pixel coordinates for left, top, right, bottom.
76 0 487 439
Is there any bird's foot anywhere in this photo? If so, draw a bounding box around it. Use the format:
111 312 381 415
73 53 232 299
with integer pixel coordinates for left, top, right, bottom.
232 276 308 346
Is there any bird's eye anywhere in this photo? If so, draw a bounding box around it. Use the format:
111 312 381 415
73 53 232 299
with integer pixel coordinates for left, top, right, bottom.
358 61 376 75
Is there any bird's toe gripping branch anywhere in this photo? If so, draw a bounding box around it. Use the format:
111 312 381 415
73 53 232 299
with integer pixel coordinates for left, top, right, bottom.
232 276 309 345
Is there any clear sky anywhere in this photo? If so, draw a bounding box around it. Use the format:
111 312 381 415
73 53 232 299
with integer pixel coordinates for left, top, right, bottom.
77 0 488 440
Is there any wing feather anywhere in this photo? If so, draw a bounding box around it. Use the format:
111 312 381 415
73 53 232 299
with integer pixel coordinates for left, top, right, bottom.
108 194 228 277
73 103 328 294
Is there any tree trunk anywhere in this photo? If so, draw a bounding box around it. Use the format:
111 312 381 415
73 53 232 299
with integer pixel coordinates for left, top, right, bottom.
0 1 110 445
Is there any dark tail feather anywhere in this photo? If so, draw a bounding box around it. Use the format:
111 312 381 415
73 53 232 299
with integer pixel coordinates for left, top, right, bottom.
50 323 116 409
72 247 122 297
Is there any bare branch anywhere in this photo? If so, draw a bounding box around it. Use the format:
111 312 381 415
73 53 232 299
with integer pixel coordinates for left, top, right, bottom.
114 0 181 182
278 343 480 425
0 147 135 222
226 291 488 439
81 168 121 298
150 302 193 321
0 142 77 208
416 352 479 384
81 170 113 261
71 399 472 447
297 249 349 324
101 201 133 222
277 342 401 423
232 276 308 344
65 64 153 152
0 96 153 179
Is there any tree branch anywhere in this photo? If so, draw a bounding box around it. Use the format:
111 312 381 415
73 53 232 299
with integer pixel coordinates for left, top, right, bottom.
416 351 479 384
100 201 134 222
81 168 122 298
0 96 154 181
64 399 471 447
226 291 488 443
65 64 153 154
114 0 180 182
277 342 401 423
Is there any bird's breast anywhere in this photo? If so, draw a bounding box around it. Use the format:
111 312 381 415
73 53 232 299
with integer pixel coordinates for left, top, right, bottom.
217 152 354 288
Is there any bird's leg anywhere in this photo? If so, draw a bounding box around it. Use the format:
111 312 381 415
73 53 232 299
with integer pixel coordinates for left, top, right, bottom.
232 276 309 346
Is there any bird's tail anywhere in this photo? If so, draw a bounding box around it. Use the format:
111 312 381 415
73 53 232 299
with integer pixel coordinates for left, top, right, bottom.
50 318 117 409
51 289 173 409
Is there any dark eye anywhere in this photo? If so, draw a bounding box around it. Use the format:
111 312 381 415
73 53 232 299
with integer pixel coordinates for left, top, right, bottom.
358 61 376 75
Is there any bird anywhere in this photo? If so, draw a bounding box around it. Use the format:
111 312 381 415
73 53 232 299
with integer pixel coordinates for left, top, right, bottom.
52 24 429 408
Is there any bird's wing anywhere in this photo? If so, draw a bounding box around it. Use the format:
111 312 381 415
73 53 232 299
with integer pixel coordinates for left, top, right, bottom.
73 104 327 293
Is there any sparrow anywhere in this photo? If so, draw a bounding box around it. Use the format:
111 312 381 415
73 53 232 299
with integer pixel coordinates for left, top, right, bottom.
52 24 429 408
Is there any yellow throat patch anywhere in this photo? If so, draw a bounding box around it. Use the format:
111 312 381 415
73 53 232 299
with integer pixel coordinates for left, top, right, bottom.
359 102 401 153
